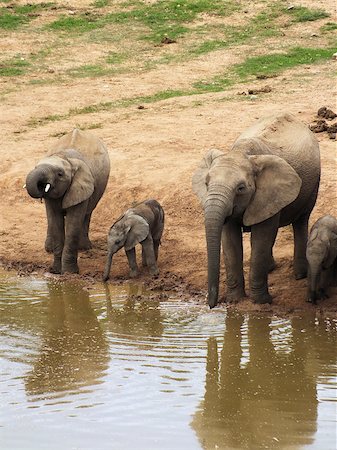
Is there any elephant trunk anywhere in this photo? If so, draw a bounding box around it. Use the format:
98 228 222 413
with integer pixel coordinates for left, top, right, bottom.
103 248 114 282
204 188 233 308
26 165 51 199
307 264 320 303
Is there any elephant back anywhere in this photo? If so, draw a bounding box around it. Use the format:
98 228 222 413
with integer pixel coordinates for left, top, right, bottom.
233 112 319 165
50 128 110 181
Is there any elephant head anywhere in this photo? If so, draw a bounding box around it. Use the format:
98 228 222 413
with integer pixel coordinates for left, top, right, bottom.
25 154 95 209
103 212 149 281
192 141 302 308
306 217 337 302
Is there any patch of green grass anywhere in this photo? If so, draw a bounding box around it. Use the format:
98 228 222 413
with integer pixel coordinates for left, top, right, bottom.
0 12 29 29
234 47 335 79
106 51 125 64
91 0 110 7
47 14 101 33
0 56 30 76
13 2 55 15
190 6 282 57
104 0 240 42
285 6 329 23
0 2 55 29
193 75 232 92
67 64 112 78
321 22 337 32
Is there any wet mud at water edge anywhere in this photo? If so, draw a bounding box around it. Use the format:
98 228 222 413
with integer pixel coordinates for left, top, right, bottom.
0 272 336 450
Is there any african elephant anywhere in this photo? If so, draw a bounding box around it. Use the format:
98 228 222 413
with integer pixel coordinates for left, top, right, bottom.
103 199 164 281
192 112 320 307
25 129 110 274
306 215 337 303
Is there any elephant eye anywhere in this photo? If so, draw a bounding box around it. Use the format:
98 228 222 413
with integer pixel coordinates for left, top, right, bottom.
115 239 121 245
58 171 64 177
237 183 246 193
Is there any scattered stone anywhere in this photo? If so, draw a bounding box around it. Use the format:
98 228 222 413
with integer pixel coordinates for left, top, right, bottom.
309 119 327 133
248 86 272 94
161 37 177 44
332 52 337 60
256 74 278 80
327 123 337 133
327 132 336 140
137 105 145 110
317 106 337 120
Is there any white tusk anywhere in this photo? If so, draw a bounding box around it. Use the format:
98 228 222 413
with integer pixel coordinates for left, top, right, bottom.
45 183 51 193
23 184 26 189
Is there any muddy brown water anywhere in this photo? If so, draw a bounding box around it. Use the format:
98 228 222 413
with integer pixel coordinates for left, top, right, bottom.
0 272 336 450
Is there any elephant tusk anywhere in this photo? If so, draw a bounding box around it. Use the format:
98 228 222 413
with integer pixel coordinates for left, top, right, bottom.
45 183 51 193
23 184 26 189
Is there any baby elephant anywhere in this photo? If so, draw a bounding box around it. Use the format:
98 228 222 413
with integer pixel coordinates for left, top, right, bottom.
103 199 164 281
306 215 337 303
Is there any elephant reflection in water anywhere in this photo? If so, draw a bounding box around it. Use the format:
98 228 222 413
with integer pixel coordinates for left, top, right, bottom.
192 313 336 450
104 284 164 340
25 282 109 396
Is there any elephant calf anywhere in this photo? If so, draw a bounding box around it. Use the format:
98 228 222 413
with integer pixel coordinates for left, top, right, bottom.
103 199 164 281
25 129 110 274
306 215 337 303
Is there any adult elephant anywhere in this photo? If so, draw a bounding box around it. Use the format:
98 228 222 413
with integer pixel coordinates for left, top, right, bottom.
25 128 110 274
192 112 320 308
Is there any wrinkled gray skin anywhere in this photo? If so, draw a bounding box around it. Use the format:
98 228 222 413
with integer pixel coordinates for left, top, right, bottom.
306 215 337 303
26 129 110 274
103 199 164 281
193 113 320 308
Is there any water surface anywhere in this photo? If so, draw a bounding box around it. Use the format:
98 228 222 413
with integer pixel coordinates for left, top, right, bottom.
0 273 336 449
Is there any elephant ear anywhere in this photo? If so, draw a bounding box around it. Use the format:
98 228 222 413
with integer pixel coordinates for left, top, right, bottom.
125 214 149 251
243 154 302 226
323 233 337 269
192 149 224 205
62 158 95 209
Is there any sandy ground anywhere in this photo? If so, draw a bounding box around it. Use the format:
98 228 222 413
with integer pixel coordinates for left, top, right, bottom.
0 1 336 315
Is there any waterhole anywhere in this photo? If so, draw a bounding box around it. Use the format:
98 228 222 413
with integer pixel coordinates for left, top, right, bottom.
0 272 336 450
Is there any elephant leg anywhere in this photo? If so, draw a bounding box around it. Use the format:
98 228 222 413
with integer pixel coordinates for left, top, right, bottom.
141 235 159 276
141 246 147 267
292 214 309 279
61 202 87 274
79 212 92 251
45 200 64 273
153 239 160 261
222 222 245 302
250 214 279 304
125 247 139 277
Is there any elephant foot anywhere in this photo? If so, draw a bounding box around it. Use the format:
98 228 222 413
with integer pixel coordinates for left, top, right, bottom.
225 287 246 303
49 265 61 274
129 268 139 278
61 264 79 274
149 266 159 277
251 291 273 304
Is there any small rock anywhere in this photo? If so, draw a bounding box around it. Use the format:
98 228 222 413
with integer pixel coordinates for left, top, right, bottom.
161 37 177 44
327 123 337 133
317 106 337 120
328 132 336 140
309 119 327 133
137 105 145 110
248 86 272 95
332 52 337 60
